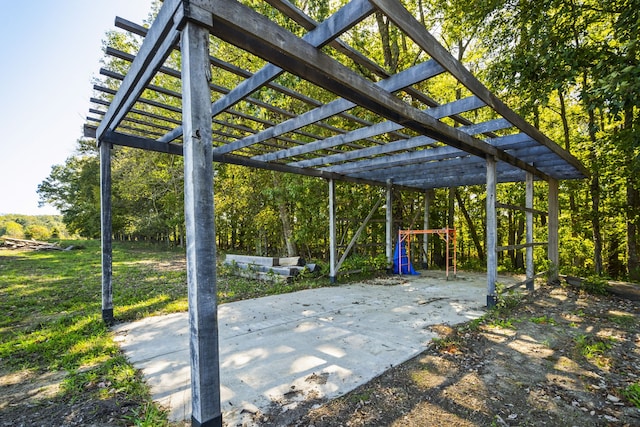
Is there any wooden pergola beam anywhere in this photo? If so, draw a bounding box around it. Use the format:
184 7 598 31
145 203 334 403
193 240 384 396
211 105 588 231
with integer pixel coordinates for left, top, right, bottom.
185 0 550 182
96 0 183 140
370 0 589 178
99 131 421 192
244 59 446 160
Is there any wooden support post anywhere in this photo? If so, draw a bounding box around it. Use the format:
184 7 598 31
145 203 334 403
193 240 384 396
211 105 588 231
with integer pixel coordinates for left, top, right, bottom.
181 21 222 427
386 180 393 270
525 171 534 290
486 156 497 307
548 178 559 281
329 179 337 283
99 140 114 325
422 190 431 268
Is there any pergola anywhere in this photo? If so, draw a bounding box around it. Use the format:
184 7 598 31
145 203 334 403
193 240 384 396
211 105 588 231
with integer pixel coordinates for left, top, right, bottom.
84 0 587 425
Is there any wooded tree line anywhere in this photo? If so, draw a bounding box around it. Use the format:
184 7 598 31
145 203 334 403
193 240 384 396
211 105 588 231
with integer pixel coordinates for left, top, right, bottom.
0 214 69 241
38 0 639 279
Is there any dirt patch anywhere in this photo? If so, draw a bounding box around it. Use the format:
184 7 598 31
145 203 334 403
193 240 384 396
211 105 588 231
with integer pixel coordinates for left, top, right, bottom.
0 369 65 410
258 281 640 426
0 368 136 427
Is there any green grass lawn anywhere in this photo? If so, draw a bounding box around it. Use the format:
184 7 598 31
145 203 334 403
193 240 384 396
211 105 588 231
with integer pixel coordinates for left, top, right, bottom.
0 240 333 425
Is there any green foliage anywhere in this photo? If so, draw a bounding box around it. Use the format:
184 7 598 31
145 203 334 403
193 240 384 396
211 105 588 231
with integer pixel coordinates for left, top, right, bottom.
38 144 101 238
608 313 636 328
36 0 640 279
0 215 68 240
529 315 557 326
492 282 524 317
622 382 640 409
341 254 388 274
25 224 52 241
574 334 616 367
487 317 517 329
581 275 610 295
2 220 24 238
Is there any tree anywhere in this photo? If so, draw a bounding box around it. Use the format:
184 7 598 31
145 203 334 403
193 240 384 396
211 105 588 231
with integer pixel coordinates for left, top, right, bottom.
38 141 101 238
3 221 25 239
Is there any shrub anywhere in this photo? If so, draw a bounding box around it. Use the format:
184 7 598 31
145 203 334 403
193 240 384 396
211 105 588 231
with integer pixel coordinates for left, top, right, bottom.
25 224 52 241
581 275 610 295
3 221 25 238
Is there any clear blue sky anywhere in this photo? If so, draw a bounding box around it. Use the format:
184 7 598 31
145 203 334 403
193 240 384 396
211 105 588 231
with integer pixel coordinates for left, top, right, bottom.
0 1 154 215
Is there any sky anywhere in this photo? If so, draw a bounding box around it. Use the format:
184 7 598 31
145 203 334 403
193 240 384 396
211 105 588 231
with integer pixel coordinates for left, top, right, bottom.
0 1 154 216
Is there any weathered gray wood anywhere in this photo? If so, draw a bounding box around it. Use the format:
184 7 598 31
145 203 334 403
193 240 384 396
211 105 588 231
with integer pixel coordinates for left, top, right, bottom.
401 169 528 190
488 133 536 149
329 179 337 283
336 198 383 272
99 141 114 324
181 20 222 427
548 178 559 280
525 171 534 290
486 156 497 307
90 95 183 126
103 131 184 155
119 116 174 133
105 46 337 140
98 131 420 192
504 271 547 291
192 0 551 181
370 0 588 179
275 94 484 167
247 60 445 161
100 68 183 100
290 117 509 169
97 0 182 140
321 117 515 175
160 0 376 144
265 0 490 135
325 145 467 175
386 180 393 267
225 254 279 267
115 15 389 139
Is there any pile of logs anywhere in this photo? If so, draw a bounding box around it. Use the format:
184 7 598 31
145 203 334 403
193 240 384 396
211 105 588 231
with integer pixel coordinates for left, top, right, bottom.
224 254 316 283
1 237 67 251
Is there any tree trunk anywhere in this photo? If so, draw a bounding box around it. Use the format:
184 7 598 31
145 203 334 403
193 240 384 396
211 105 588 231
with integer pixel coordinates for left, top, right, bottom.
455 189 484 261
625 104 640 279
515 216 525 269
448 187 455 229
558 90 578 235
588 107 603 275
627 184 639 279
507 210 516 266
375 11 399 72
272 173 298 257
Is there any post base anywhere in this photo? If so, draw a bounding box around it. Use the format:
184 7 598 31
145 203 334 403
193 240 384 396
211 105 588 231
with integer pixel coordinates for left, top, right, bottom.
102 308 115 326
526 278 534 291
486 295 498 309
192 415 222 427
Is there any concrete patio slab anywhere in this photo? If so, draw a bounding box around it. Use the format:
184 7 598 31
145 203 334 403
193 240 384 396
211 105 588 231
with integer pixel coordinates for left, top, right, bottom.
112 271 520 426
